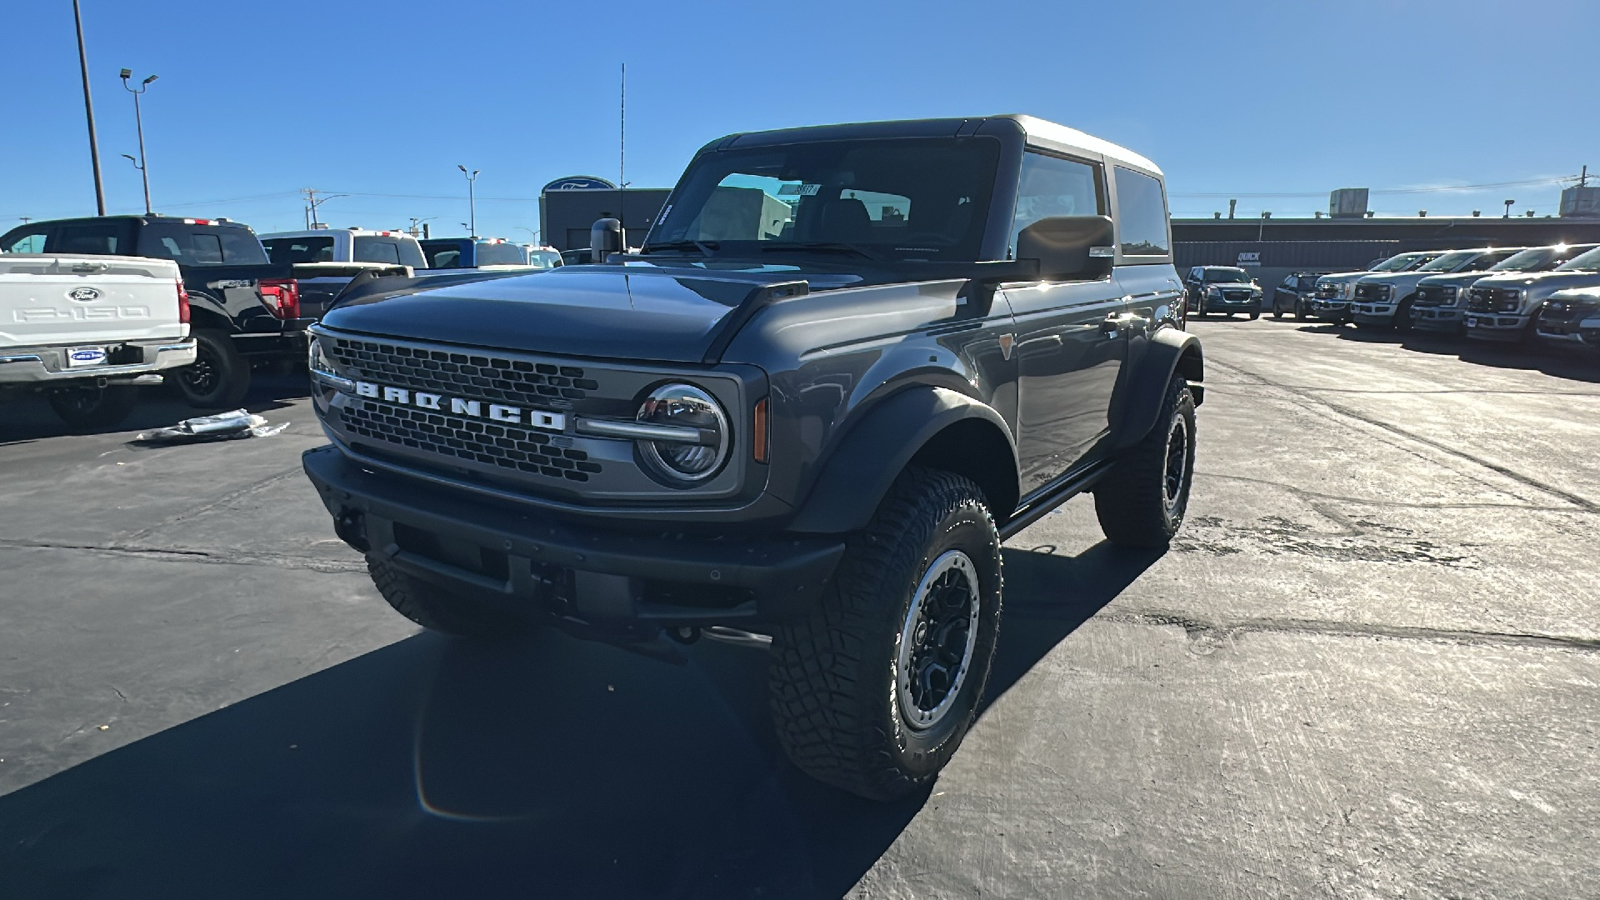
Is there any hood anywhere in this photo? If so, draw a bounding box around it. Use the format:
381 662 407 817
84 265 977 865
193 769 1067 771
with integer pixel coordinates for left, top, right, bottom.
1417 271 1493 288
1469 270 1600 295
320 262 864 363
1317 271 1368 284
1355 272 1419 285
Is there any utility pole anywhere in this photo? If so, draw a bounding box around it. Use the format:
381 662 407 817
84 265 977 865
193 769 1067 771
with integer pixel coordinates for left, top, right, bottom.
1581 165 1590 188
72 0 106 215
457 165 479 237
619 62 626 240
120 69 158 214
300 188 346 229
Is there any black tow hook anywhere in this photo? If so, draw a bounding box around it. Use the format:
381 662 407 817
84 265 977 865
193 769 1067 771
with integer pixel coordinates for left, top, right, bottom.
333 508 370 552
667 626 701 645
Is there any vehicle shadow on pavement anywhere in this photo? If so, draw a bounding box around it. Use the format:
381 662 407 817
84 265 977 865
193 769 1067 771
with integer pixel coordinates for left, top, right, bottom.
0 543 1158 900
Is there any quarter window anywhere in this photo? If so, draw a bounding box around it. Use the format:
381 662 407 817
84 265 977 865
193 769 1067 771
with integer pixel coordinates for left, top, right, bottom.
1012 152 1103 255
52 223 124 254
1113 166 1170 258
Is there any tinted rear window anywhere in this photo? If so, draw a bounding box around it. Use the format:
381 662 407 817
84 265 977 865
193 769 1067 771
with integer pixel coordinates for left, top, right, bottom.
476 242 527 265
136 224 268 266
263 237 336 263
353 235 425 268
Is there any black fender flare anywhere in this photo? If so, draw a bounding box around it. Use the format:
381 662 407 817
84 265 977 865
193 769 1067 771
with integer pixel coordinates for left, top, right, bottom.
1111 327 1204 449
786 386 1018 535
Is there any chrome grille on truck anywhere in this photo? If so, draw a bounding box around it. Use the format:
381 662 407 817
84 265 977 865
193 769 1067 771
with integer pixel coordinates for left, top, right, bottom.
340 398 602 483
326 337 599 409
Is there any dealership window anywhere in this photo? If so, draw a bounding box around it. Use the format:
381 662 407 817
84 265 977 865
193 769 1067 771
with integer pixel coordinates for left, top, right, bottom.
1113 166 1169 258
1012 151 1103 255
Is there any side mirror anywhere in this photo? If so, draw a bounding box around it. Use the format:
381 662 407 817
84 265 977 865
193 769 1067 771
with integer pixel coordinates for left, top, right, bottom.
1016 215 1115 281
590 217 623 264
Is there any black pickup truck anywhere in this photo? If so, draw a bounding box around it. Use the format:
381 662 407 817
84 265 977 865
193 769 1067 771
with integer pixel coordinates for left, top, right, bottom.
302 115 1203 800
1 215 326 407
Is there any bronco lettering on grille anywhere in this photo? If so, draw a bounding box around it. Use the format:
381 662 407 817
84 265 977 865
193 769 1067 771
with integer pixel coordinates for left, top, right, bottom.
351 380 566 431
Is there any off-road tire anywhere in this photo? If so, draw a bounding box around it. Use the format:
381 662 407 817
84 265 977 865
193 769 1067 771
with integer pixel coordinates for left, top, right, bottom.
366 553 524 639
1093 376 1197 548
769 467 1003 801
175 329 251 409
47 384 138 432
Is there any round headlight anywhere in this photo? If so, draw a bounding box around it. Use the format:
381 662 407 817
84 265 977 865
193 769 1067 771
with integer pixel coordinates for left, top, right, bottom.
637 383 730 482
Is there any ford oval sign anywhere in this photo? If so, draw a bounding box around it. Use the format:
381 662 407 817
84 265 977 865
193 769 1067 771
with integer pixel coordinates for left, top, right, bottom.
541 176 618 193
68 287 102 302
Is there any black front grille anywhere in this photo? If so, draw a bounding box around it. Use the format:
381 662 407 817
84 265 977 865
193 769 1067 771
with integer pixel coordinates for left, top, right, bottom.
1538 300 1598 330
1468 288 1517 313
1314 284 1342 300
1219 289 1253 302
1354 282 1389 302
326 337 599 411
340 398 602 483
1413 286 1452 307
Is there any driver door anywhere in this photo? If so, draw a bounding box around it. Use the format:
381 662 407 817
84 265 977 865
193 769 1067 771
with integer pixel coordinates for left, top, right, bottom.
1002 151 1126 498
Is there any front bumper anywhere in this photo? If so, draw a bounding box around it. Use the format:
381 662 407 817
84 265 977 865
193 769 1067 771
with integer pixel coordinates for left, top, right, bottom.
1464 313 1530 341
1410 306 1466 331
303 445 846 635
1309 299 1352 321
0 338 195 385
1351 302 1398 324
1200 296 1261 314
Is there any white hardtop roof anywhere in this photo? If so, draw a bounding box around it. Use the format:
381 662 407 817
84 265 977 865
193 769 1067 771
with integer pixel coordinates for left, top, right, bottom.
260 229 416 239
1000 114 1163 177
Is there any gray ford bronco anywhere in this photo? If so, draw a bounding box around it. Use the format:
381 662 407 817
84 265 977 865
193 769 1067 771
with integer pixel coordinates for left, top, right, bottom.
302 115 1203 800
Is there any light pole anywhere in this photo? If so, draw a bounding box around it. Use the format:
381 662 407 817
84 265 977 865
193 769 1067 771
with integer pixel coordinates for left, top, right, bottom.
458 165 479 237
73 0 106 214
515 226 539 244
120 69 157 214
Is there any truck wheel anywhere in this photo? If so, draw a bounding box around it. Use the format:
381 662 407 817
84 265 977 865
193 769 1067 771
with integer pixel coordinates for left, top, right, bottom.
1093 376 1197 548
47 384 137 432
1249 310 1261 320
1273 307 1284 319
769 467 1002 801
1393 297 1416 333
366 553 523 638
175 329 251 409
1294 302 1307 320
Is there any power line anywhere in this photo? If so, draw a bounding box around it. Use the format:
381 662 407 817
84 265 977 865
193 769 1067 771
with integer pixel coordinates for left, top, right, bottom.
1171 176 1577 199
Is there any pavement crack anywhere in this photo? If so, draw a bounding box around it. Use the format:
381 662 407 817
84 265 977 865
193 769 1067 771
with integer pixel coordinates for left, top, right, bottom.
113 468 303 544
1106 610 1600 654
0 538 365 575
1197 471 1596 515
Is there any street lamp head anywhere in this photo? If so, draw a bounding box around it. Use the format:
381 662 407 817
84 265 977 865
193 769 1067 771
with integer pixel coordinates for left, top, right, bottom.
457 164 467 173
472 169 480 177
119 68 132 80
143 74 158 85
121 153 135 161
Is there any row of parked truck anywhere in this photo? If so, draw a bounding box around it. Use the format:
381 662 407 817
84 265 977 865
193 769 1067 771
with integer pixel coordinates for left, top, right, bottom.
1288 243 1600 349
0 215 562 428
1183 242 1600 353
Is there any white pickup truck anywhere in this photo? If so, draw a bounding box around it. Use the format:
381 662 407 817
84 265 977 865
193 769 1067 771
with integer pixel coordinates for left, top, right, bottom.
0 253 196 429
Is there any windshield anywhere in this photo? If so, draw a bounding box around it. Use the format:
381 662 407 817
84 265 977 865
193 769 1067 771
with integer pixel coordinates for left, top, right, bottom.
1416 250 1482 272
1556 246 1600 272
647 137 1001 261
1492 245 1580 272
1371 252 1437 272
1204 268 1251 283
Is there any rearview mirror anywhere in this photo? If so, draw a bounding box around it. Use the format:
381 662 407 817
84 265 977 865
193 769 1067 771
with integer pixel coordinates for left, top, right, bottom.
1016 215 1115 281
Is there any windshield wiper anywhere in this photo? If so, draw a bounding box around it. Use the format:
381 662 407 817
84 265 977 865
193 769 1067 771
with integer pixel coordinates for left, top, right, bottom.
641 239 717 257
759 241 883 261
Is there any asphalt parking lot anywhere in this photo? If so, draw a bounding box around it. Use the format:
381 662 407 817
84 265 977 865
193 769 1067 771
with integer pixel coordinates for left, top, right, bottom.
2 320 1597 899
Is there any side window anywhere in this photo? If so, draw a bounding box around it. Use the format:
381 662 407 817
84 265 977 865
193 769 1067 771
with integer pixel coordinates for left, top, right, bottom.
52 223 124 255
353 237 402 264
1188 267 1202 282
3 228 50 254
1281 275 1297 287
1112 166 1170 258
1012 151 1103 254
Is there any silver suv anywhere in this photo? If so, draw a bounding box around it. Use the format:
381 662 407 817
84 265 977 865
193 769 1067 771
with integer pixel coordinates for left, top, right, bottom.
1350 247 1519 331
1466 245 1600 342
1310 251 1443 324
1411 244 1591 334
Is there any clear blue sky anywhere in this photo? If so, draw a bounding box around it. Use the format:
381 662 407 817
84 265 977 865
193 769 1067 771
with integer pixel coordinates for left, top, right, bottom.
3 0 1592 239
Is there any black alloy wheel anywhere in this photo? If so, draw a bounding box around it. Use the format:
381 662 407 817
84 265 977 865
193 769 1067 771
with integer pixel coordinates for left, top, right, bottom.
175 329 251 408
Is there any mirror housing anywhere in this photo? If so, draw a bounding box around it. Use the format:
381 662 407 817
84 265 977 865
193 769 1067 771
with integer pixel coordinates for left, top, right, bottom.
590 217 623 264
1016 215 1115 281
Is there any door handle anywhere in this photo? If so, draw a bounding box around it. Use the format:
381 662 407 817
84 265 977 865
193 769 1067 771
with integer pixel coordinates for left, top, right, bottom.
1100 314 1124 335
